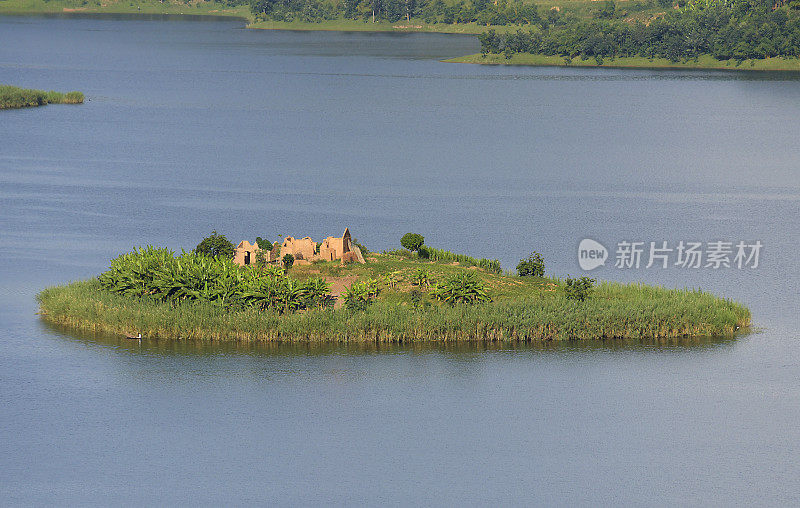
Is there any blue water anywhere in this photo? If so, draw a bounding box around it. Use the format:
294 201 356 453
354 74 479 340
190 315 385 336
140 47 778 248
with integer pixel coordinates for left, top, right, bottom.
1 15 799 505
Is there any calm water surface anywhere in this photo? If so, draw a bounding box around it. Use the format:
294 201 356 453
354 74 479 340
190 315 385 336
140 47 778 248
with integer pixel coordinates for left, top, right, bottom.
1 15 799 505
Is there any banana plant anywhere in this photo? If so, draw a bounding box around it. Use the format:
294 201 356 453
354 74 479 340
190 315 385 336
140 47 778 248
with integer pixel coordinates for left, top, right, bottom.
431 272 491 305
409 269 432 289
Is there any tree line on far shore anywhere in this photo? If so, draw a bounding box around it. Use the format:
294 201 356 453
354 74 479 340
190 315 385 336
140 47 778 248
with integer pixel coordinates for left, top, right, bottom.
250 0 547 25
479 0 800 63
244 0 800 63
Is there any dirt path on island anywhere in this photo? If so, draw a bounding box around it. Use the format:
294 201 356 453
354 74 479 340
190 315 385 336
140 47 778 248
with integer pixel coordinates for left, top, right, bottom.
325 275 357 309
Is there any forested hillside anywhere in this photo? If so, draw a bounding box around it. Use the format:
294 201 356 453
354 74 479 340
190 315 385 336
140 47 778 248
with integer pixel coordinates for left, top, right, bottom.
248 0 800 62
478 0 800 62
4 0 798 64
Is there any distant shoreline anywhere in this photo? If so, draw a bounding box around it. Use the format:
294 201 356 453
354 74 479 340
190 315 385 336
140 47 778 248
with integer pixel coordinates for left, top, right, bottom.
446 53 800 72
0 1 250 20
3 7 799 72
248 19 487 34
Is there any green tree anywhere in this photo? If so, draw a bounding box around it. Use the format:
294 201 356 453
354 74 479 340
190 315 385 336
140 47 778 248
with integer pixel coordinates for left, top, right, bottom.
282 253 295 270
194 230 235 259
478 29 501 55
400 232 425 252
255 249 268 269
517 251 545 277
255 237 272 251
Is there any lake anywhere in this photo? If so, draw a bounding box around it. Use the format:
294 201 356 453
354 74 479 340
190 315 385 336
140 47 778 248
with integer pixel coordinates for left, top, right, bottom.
1 14 799 505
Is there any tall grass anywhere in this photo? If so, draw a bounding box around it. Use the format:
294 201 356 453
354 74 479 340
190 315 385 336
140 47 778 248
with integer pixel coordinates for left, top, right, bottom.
1 85 84 109
420 246 502 274
38 278 750 342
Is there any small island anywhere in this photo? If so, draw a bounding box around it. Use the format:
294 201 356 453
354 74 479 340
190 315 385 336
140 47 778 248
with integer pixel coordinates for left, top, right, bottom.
37 229 750 342
1 85 84 110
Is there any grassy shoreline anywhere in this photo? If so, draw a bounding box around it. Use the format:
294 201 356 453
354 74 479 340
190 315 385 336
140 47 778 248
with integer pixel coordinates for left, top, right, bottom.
1 85 84 109
446 53 800 72
0 0 250 18
248 19 489 33
38 254 751 343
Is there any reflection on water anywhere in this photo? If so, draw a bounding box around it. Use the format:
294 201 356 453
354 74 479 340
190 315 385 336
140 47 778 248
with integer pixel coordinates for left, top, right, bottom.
41 320 739 358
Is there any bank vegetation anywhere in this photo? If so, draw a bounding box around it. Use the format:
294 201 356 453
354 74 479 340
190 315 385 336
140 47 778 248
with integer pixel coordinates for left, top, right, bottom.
1 85 84 109
37 241 750 342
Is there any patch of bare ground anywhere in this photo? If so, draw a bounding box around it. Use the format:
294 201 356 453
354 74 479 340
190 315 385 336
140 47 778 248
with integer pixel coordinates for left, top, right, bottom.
324 275 357 309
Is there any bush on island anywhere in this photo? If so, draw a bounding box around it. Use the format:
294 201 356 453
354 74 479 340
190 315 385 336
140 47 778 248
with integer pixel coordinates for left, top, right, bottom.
401 233 424 253
195 230 235 259
96 246 330 314
255 237 272 251
282 253 295 270
431 272 491 305
517 251 545 277
564 276 595 301
343 279 380 311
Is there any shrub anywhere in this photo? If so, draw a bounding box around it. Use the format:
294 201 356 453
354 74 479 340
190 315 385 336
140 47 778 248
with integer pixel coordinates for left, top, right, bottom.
382 271 402 289
517 251 545 277
409 268 432 289
564 276 595 302
282 253 295 269
417 245 431 258
401 233 424 252
98 247 331 313
299 277 333 309
195 230 235 259
343 279 380 311
240 272 297 313
255 249 267 269
241 274 330 313
430 272 491 305
262 265 285 277
150 251 247 307
255 237 272 251
98 246 175 298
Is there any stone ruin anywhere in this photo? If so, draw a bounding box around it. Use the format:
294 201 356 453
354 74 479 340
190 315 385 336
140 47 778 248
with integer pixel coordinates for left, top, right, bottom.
233 227 365 267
